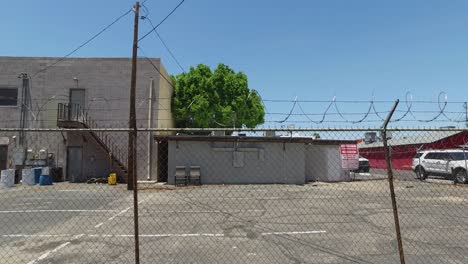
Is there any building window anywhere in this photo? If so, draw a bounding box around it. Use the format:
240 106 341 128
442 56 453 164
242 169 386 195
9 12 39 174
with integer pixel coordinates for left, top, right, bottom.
0 88 18 106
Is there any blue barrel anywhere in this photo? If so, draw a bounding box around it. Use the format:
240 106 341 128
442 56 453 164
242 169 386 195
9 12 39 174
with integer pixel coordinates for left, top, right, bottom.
33 168 42 184
39 175 53 186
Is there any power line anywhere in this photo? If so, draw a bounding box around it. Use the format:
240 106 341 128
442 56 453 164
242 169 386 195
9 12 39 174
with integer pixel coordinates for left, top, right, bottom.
137 47 175 113
141 14 186 72
32 8 133 78
138 47 175 89
138 0 186 42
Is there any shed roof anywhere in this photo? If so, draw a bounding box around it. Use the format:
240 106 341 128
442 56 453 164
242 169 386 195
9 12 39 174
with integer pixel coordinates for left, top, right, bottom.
155 135 356 145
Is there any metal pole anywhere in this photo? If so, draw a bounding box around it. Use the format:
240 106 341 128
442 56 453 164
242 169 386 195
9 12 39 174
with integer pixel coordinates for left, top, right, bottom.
463 140 467 183
18 73 30 165
128 1 140 264
464 102 467 128
382 99 405 264
19 73 27 145
147 78 153 180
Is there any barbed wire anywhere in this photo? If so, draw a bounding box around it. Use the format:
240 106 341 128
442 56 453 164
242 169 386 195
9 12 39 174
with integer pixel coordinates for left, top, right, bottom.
263 92 468 125
5 89 468 126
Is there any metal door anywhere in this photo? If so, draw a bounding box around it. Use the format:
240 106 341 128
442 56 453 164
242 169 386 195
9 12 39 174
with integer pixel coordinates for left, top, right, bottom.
67 146 83 182
0 145 7 170
69 89 85 120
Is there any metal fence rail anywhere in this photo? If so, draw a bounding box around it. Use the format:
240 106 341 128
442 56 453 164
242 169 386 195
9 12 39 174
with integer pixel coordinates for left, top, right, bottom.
0 127 467 263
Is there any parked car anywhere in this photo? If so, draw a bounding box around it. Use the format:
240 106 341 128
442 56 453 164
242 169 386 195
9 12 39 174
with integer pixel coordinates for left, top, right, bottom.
412 149 468 183
353 155 370 173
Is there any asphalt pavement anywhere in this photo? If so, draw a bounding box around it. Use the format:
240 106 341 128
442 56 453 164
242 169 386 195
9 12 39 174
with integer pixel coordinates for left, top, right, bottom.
0 177 467 264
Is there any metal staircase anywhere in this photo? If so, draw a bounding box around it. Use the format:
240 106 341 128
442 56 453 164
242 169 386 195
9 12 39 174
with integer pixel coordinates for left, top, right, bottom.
57 103 128 182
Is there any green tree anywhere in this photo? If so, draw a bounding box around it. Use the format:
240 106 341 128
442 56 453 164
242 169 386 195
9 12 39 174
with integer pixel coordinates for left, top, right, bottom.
172 64 265 128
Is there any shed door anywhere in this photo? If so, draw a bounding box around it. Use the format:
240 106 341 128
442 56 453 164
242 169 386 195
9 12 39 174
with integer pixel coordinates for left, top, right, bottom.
67 146 83 182
0 145 7 170
157 140 168 182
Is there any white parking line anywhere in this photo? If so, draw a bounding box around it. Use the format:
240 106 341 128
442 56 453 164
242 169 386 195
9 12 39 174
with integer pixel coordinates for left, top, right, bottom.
3 234 72 238
24 199 144 263
140 209 265 214
105 198 147 222
107 206 132 221
261 230 326 236
197 197 281 200
0 208 307 214
0 209 119 214
5 230 326 239
26 234 84 264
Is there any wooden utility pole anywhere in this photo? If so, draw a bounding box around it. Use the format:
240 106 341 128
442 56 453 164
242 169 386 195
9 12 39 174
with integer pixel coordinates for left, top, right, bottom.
128 1 140 264
128 2 139 190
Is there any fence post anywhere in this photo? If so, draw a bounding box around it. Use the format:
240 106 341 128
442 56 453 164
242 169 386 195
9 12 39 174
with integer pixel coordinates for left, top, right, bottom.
382 99 406 264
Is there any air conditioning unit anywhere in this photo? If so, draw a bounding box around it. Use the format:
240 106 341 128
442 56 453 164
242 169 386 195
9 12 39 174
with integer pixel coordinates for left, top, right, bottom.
26 149 34 160
39 149 48 160
364 132 377 144
211 130 225 136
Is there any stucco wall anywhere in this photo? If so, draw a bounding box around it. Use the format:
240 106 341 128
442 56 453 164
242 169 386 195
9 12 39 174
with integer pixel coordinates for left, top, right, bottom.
0 56 170 128
167 141 306 185
305 144 351 182
67 132 115 182
0 56 173 180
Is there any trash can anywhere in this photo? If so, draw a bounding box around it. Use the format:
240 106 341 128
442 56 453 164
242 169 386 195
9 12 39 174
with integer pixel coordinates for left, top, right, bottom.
39 175 53 186
1 169 15 188
50 167 63 182
14 169 21 184
22 168 35 186
32 167 42 184
41 167 50 176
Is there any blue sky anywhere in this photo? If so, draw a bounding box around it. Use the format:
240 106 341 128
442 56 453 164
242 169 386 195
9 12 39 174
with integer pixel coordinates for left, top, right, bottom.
2 0 468 127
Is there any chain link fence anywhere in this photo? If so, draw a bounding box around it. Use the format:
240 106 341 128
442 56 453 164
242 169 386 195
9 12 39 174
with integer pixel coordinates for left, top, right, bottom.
0 128 467 263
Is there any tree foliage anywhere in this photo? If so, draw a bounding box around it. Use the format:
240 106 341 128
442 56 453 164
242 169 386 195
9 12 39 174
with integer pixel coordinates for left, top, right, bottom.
171 64 265 128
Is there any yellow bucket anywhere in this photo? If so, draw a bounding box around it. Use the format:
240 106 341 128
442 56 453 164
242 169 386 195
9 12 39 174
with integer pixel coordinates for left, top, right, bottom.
108 173 117 185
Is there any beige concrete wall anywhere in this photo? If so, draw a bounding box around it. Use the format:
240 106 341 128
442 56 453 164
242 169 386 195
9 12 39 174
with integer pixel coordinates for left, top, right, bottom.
155 62 174 129
0 56 175 181
305 144 351 182
167 141 306 185
0 56 169 129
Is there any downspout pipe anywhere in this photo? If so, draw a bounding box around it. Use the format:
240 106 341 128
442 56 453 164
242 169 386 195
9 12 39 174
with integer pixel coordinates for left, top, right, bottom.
147 78 153 180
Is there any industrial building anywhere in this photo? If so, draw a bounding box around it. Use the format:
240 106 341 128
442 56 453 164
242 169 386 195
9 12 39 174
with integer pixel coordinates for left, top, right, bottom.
359 131 468 170
0 56 173 182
